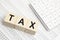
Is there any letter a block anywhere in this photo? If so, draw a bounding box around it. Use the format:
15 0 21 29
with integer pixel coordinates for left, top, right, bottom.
4 13 39 35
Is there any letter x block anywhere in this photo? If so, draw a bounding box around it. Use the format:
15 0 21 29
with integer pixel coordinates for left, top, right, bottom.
4 13 39 35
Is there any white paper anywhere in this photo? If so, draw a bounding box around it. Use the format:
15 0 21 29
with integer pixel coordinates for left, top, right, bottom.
0 0 58 40
30 0 60 30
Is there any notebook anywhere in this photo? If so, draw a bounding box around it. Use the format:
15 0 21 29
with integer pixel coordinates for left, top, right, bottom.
30 0 60 30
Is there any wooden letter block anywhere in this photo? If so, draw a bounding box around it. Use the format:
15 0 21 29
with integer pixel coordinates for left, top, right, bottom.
4 13 16 25
4 13 39 35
